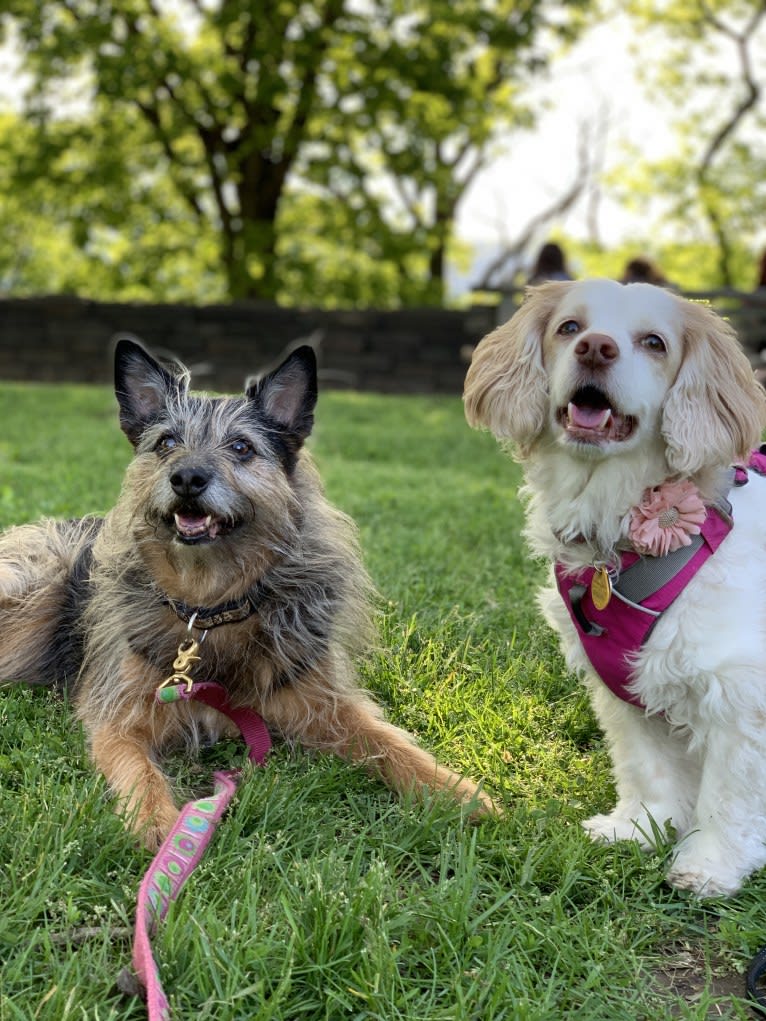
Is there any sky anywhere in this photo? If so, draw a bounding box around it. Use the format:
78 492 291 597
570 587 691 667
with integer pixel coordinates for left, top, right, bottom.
455 15 677 252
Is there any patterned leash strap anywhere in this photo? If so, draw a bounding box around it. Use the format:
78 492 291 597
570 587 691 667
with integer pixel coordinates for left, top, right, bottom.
125 681 271 1021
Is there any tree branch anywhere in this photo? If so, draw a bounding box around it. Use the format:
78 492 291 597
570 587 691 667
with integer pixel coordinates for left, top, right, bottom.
698 1 765 178
133 98 205 219
695 1 765 284
281 0 346 161
472 125 591 290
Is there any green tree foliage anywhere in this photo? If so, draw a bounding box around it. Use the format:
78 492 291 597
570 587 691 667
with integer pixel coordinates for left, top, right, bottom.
0 111 223 300
0 0 590 306
620 0 766 288
565 234 756 292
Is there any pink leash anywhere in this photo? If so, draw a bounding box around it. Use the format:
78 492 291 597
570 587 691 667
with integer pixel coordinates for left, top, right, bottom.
126 681 271 1020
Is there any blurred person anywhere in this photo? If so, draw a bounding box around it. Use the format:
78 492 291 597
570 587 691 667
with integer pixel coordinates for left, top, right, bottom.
751 248 766 373
620 256 670 287
527 241 573 285
755 248 766 291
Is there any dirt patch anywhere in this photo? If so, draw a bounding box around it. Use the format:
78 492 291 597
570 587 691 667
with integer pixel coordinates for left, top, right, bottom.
652 943 751 1017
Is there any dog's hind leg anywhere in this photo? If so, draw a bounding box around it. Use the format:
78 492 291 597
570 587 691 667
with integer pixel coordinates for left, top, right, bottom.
0 540 69 684
341 705 499 818
263 676 498 818
0 518 101 687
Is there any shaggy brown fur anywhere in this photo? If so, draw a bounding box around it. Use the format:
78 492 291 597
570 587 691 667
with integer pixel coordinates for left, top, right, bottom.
0 339 494 848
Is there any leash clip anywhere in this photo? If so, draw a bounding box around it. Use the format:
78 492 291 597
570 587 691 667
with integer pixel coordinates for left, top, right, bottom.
157 615 208 695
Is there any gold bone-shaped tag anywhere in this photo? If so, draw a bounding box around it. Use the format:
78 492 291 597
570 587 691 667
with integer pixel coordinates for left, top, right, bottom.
590 566 612 610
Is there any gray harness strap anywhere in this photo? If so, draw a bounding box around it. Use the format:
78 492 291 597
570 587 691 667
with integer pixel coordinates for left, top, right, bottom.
613 495 733 605
615 534 705 604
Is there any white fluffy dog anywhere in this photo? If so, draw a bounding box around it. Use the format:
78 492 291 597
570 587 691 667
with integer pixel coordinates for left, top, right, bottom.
464 278 766 897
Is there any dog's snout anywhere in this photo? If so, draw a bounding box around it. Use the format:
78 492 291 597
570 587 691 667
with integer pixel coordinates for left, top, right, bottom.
169 465 211 498
574 333 619 369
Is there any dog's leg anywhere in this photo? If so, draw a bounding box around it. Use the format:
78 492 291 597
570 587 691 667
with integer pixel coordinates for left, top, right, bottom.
666 726 766 897
89 721 180 850
582 682 699 848
0 521 89 685
264 680 498 818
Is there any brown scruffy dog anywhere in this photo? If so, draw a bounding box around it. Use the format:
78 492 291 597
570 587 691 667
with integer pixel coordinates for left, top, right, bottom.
0 339 493 848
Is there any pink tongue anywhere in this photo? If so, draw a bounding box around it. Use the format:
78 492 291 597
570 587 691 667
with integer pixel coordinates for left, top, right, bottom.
175 514 209 535
568 402 612 430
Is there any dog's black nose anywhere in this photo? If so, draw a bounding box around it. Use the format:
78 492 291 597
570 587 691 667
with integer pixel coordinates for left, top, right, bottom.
169 466 211 498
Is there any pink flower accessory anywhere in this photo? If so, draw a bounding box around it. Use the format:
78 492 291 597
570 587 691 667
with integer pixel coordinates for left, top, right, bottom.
629 479 707 557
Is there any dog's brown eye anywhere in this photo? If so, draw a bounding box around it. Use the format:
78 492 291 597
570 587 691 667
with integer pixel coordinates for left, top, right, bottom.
155 434 179 454
557 320 580 336
642 333 667 354
230 439 255 460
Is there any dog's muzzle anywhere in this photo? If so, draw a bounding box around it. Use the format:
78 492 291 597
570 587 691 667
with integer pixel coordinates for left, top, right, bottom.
558 384 635 444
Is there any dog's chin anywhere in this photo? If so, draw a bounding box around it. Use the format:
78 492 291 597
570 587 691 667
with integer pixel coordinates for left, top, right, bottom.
555 421 638 458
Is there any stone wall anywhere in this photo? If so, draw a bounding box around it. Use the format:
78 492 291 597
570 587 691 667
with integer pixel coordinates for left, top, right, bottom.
0 296 497 394
3 288 764 394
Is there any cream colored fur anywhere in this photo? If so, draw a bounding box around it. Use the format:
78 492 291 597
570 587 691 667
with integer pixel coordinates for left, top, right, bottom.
465 278 766 896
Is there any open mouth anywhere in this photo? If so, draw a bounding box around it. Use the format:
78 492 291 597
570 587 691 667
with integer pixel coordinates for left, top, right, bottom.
171 511 232 544
558 385 636 444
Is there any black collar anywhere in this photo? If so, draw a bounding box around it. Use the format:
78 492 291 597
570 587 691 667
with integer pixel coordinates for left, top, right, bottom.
163 590 262 630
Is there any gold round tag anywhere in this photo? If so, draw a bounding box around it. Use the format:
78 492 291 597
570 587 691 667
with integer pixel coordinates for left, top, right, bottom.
591 567 612 610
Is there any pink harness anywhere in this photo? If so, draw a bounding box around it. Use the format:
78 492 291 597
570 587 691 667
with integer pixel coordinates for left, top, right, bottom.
554 451 766 707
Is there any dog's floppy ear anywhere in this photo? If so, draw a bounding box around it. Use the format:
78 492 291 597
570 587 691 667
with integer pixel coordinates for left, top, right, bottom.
464 283 564 456
662 302 766 476
114 336 188 446
246 345 318 443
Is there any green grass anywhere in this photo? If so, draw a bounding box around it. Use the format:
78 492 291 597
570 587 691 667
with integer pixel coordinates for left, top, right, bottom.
1 381 764 1019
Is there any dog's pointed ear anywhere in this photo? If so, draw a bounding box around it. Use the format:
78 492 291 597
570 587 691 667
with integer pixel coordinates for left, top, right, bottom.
464 283 562 457
246 345 318 443
662 302 766 475
114 336 188 446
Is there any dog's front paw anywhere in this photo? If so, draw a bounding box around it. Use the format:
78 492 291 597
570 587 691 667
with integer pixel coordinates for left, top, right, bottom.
582 812 653 849
667 849 744 898
130 805 181 852
465 785 502 820
431 774 501 821
665 862 742 898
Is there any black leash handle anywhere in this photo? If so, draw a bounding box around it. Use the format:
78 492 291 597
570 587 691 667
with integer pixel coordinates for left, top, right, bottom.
746 945 766 1012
